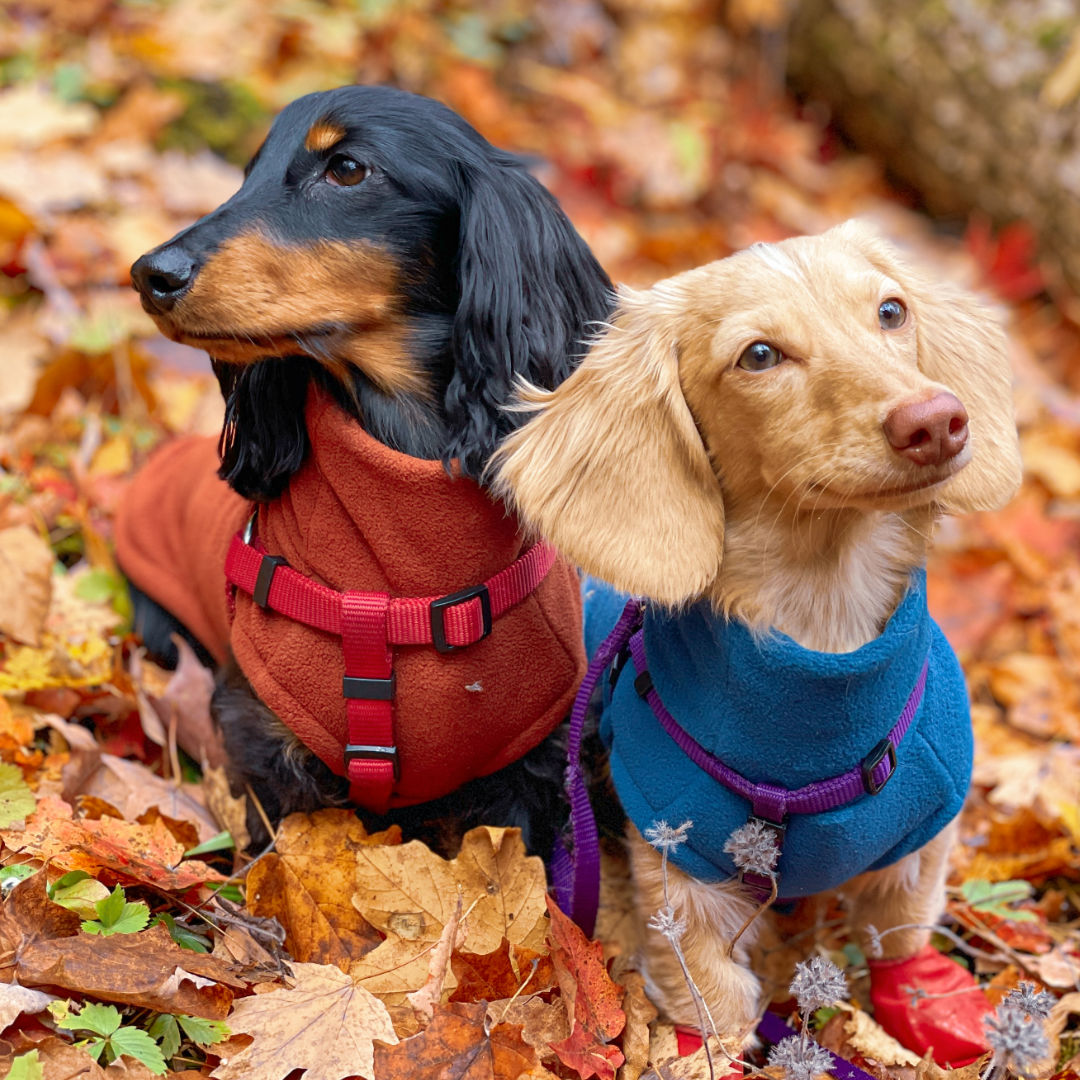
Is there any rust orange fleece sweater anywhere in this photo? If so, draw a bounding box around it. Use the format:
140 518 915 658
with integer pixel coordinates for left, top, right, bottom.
114 388 586 808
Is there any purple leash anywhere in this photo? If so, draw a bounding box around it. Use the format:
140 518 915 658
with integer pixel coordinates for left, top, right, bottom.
757 1011 879 1080
550 597 644 936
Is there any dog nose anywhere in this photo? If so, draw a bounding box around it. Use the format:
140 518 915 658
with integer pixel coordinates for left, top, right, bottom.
130 246 197 313
883 393 969 466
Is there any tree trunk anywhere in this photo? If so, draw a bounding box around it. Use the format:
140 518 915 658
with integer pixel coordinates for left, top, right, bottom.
785 0 1080 293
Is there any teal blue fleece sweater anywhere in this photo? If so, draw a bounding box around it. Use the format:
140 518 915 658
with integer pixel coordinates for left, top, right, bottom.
583 570 972 897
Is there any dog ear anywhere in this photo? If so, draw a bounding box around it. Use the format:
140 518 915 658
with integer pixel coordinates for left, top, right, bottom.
492 289 726 606
214 360 311 501
447 159 613 479
841 221 1022 513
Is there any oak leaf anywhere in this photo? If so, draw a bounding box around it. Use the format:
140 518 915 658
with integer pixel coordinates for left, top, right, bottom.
210 961 397 1080
372 1000 549 1080
545 897 625 1080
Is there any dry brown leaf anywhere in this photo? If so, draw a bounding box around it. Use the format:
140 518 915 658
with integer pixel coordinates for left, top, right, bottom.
349 932 456 1006
201 763 250 849
17 922 243 1017
246 809 393 968
616 970 657 1080
210 961 398 1080
372 1000 545 1080
406 889 465 1022
0 526 53 646
0 983 58 1029
485 995 571 1055
353 825 548 956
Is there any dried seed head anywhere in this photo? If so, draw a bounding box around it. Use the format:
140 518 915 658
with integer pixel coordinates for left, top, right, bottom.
985 1004 1051 1079
789 955 849 1013
644 819 693 851
723 819 780 875
863 923 884 959
647 905 687 943
1003 981 1056 1020
766 1033 834 1080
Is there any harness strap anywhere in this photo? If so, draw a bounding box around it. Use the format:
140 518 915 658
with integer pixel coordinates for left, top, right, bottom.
224 519 558 812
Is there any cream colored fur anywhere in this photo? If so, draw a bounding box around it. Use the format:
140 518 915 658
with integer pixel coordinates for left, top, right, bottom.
493 220 1022 1037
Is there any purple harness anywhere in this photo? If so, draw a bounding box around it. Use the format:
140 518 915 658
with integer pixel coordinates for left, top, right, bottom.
551 597 928 935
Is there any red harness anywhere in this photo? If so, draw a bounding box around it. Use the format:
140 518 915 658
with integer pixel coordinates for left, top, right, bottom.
225 516 557 812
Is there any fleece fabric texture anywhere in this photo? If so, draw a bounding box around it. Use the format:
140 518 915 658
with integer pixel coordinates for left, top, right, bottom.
115 387 586 808
583 571 971 896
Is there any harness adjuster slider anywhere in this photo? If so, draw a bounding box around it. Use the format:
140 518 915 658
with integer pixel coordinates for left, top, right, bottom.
633 669 653 699
861 738 897 795
343 674 396 701
430 583 491 653
344 744 400 781
253 554 288 608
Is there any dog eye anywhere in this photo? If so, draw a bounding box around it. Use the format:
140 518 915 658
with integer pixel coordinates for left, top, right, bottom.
878 298 907 329
325 155 370 187
737 342 784 371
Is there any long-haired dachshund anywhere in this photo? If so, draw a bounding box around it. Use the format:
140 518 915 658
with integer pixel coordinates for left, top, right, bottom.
118 85 613 855
494 221 1021 1066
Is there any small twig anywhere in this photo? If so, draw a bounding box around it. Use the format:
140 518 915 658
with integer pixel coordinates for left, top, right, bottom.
244 783 276 849
730 876 777 950
487 957 540 1035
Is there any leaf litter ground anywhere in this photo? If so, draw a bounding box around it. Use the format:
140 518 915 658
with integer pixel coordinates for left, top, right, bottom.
0 2 1078 1078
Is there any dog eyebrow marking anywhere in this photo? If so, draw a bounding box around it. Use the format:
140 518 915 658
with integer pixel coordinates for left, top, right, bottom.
749 242 804 284
304 118 347 153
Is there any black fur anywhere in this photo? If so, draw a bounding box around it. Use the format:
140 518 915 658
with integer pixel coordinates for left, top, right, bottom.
127 86 615 857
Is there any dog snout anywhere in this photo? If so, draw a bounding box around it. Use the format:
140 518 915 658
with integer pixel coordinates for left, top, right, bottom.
883 393 969 467
131 245 199 314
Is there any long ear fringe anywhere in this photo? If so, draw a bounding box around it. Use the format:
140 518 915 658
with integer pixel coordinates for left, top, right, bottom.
446 161 614 479
839 220 1022 513
214 360 311 501
492 290 726 606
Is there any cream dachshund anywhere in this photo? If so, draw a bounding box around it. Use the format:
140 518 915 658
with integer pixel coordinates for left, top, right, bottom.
493 221 1021 1067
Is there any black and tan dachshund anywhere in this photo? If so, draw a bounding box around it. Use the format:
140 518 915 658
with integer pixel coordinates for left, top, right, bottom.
126 86 613 854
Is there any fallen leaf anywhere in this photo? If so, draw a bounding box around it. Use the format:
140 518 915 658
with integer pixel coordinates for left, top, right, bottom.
353 826 549 956
407 890 465 1023
17 922 242 1018
616 970 657 1080
247 809 392 969
210 961 397 1080
450 939 557 1004
0 872 81 955
546 897 626 1080
0 526 53 646
0 983 58 1029
372 1000 545 1080
484 995 570 1055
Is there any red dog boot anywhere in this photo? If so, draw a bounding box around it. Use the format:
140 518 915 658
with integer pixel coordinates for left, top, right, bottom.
673 1027 743 1075
869 945 992 1067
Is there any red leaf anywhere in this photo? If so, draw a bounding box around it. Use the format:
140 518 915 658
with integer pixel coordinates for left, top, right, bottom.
545 896 625 1080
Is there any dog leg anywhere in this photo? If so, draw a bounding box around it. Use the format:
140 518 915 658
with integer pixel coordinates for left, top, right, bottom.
846 820 992 1067
627 824 763 1056
212 660 350 848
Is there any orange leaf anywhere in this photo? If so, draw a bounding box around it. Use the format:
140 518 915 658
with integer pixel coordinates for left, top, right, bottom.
450 938 556 1004
372 1000 543 1080
545 896 625 1080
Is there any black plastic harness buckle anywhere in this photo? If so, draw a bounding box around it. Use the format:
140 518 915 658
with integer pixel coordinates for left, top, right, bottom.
343 674 397 701
253 554 288 608
430 583 492 653
861 738 897 795
344 743 400 781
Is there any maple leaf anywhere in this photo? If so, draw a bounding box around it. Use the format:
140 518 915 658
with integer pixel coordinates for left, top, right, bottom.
353 826 548 956
450 939 557 1004
210 961 398 1080
545 897 626 1080
246 809 392 969
372 1000 547 1080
